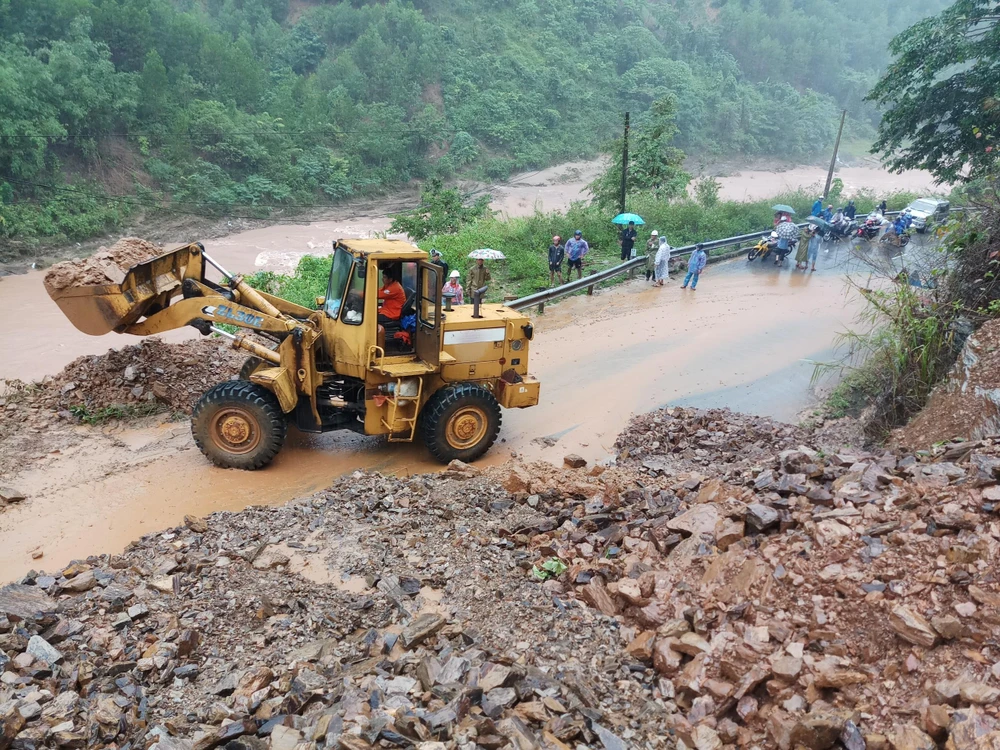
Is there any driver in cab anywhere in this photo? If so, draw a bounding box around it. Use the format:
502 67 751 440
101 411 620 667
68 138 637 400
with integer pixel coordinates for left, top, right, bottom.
377 264 405 324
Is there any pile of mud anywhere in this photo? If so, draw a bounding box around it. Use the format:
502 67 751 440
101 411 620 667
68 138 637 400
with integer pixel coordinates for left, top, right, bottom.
3 406 1000 749
895 318 1000 449
32 337 244 415
43 237 163 292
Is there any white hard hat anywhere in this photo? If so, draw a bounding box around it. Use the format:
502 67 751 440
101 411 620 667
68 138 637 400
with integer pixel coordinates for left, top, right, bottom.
651 230 659 235
449 270 460 278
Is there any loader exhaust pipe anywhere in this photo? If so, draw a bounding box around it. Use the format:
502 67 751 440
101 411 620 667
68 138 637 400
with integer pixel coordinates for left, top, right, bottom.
471 286 488 319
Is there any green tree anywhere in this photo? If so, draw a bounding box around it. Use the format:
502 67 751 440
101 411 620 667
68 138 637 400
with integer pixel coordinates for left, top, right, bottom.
588 96 690 209
867 0 1000 182
389 178 493 240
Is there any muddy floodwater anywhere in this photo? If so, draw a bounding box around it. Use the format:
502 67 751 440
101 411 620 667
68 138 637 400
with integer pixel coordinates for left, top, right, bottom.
0 159 939 579
0 241 873 579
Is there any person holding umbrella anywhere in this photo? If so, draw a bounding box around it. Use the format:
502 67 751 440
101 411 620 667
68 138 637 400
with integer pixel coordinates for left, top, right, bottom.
619 221 637 261
613 213 644 261
774 215 800 265
466 249 502 300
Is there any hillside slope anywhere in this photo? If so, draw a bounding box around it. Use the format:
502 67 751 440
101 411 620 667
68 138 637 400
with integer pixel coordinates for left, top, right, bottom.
0 0 951 245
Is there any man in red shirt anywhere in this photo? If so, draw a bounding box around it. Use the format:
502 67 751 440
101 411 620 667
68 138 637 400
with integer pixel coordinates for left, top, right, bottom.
377 264 406 324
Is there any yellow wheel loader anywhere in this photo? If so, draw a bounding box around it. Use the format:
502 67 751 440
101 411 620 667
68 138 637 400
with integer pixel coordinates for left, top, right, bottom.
47 239 540 469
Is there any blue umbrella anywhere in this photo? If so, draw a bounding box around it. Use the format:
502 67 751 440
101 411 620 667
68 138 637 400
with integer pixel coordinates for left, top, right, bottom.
612 213 645 225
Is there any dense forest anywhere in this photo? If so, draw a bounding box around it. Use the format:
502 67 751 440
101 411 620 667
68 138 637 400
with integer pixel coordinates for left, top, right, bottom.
0 0 952 241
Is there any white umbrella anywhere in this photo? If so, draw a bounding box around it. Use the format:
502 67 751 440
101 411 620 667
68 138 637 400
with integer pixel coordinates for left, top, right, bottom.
468 248 506 260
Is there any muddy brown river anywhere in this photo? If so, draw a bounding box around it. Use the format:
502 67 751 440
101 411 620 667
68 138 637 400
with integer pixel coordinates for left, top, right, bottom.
0 161 937 580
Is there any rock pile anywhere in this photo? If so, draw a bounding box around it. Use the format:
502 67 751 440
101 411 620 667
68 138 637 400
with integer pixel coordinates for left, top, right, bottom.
895 318 1000 450
4 405 1000 749
501 407 1000 749
0 468 651 750
8 337 244 417
43 238 164 292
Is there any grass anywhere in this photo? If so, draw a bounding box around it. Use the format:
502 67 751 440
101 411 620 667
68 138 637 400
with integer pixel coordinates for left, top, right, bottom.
68 402 166 425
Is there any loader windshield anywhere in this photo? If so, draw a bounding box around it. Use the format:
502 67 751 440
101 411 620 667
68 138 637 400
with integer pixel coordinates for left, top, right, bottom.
324 248 354 318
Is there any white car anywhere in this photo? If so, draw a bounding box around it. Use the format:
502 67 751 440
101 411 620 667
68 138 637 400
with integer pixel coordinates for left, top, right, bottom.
905 198 950 233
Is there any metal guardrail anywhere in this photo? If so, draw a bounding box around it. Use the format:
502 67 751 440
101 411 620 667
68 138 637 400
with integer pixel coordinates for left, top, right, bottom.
508 207 975 312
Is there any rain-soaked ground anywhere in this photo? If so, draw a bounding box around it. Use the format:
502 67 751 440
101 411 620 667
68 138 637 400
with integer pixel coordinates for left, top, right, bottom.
0 230 932 580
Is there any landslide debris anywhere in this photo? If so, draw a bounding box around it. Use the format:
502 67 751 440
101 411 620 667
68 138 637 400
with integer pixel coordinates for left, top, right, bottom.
2 337 243 419
3 406 1000 750
43 237 164 292
896 318 1000 450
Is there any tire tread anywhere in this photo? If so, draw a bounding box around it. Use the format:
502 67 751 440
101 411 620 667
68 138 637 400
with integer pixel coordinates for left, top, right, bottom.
420 383 501 464
191 380 287 470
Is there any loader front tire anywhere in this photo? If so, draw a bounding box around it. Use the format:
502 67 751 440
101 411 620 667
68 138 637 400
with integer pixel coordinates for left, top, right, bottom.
421 383 501 464
192 381 287 470
239 356 265 380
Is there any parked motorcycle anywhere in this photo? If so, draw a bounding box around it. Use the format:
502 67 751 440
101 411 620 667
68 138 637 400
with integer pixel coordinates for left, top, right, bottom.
748 232 796 262
747 234 775 261
856 218 882 242
823 219 858 243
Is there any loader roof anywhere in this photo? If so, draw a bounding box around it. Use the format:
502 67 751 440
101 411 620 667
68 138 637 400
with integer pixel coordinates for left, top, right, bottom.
333 238 427 259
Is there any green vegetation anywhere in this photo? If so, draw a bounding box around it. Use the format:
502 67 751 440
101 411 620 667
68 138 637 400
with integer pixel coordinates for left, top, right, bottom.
256 187 922 305
868 0 1000 183
0 0 952 249
389 179 493 241
68 402 165 424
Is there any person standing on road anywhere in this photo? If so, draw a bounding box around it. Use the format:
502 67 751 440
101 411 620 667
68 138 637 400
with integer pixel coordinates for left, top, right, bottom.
807 225 821 272
547 235 565 287
811 197 823 217
795 226 811 270
466 258 491 300
654 235 671 286
878 199 888 216
442 269 464 304
844 200 857 220
565 230 589 280
681 243 708 290
618 221 637 261
429 249 449 282
645 230 659 281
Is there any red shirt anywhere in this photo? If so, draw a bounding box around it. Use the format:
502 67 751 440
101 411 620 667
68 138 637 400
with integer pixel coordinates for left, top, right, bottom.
377 281 405 319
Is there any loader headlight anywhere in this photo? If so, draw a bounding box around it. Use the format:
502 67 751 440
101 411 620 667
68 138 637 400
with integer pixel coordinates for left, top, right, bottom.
510 339 523 351
521 323 534 341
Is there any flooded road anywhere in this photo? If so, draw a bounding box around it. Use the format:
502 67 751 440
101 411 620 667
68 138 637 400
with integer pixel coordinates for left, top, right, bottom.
0 239 870 579
0 158 936 579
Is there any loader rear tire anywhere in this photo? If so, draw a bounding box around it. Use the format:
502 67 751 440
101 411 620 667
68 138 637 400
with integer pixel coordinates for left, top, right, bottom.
421 383 501 464
192 381 286 470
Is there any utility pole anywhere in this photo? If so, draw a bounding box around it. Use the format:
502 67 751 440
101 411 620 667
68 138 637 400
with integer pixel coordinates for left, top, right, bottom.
619 112 629 215
823 109 847 200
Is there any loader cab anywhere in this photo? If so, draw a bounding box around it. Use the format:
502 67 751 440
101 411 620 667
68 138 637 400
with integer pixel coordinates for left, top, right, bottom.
321 240 444 380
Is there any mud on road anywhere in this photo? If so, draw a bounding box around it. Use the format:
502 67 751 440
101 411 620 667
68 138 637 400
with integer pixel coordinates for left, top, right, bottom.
0 246 868 580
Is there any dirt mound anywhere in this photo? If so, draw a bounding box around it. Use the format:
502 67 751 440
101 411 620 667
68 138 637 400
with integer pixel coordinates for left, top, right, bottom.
895 319 1000 449
43 237 164 292
36 337 244 415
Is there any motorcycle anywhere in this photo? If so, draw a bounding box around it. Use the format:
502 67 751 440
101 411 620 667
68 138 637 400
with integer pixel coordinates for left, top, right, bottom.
747 233 796 262
747 234 775 261
856 219 881 242
878 228 911 248
823 219 858 243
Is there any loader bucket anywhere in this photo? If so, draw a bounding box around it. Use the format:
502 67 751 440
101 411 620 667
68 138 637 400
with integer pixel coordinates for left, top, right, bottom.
45 244 205 336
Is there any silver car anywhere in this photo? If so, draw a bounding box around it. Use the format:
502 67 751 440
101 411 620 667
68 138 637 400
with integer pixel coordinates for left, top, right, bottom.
905 198 950 233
